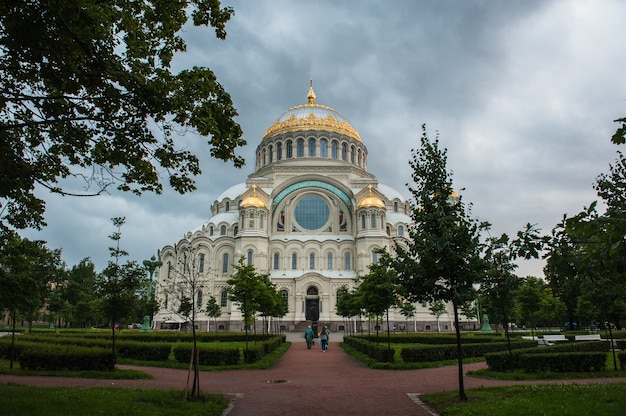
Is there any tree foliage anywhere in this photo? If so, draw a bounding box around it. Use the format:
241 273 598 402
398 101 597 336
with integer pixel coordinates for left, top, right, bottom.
0 0 245 230
94 217 144 358
391 125 488 401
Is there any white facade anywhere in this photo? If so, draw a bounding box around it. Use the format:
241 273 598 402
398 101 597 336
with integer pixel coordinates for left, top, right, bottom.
154 85 471 333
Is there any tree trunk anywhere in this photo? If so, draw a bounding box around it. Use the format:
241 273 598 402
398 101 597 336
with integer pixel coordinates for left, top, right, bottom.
453 304 467 401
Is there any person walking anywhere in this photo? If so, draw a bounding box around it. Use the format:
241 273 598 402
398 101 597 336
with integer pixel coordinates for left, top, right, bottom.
320 326 329 352
304 325 314 349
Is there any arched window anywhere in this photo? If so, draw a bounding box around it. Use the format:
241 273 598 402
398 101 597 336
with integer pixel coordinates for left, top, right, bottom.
276 142 282 160
225 201 230 211
371 213 376 228
247 249 253 265
197 290 203 307
259 214 264 229
386 225 391 236
281 289 288 300
358 149 362 166
309 253 315 269
220 291 228 307
164 294 168 309
394 202 398 212
361 214 366 229
398 225 404 236
291 253 298 270
234 225 238 236
331 141 338 159
269 145 273 163
372 251 378 264
307 287 318 296
220 225 226 235
209 226 213 236
167 261 171 278
341 142 347 160
320 139 328 157
262 148 267 165
327 252 333 270
344 253 351 270
297 139 304 157
199 253 205 273
222 253 229 273
286 140 293 158
351 145 356 163
308 138 316 157
273 253 280 270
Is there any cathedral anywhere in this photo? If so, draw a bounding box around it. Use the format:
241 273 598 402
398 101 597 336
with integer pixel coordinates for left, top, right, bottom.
153 83 465 333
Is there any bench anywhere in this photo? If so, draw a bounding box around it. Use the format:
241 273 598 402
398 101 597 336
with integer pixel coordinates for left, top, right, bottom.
539 334 568 345
574 334 602 341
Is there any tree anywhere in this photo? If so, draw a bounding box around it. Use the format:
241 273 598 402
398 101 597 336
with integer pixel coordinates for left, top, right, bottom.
517 276 545 336
336 285 363 335
355 249 400 351
226 257 278 357
0 230 64 367
481 226 542 354
543 216 583 328
391 125 488 401
428 300 447 333
0 1 246 230
61 258 98 328
205 295 222 333
95 217 144 359
612 118 626 145
159 243 210 399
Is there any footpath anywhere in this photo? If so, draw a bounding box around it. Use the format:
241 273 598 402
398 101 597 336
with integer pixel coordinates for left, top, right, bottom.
2 333 626 416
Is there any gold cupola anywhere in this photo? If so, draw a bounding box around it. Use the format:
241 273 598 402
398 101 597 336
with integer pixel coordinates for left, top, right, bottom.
262 80 361 142
357 185 385 209
240 184 267 209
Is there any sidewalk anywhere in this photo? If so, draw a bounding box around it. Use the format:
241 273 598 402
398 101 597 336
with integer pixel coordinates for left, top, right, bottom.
2 334 626 416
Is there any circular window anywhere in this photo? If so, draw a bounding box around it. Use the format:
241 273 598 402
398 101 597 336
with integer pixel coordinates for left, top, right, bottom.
294 195 329 230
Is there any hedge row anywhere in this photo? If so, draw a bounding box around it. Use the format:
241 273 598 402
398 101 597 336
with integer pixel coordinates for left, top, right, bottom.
19 344 115 371
356 334 505 345
485 341 610 372
400 340 537 363
343 337 395 362
173 335 286 365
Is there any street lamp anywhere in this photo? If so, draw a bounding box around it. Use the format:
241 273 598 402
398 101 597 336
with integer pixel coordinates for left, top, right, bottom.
141 255 162 332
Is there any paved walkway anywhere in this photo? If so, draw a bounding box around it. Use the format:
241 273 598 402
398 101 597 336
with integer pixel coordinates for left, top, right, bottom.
2 334 626 416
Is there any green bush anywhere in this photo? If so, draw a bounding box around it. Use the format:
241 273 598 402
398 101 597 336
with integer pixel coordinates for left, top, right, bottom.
172 344 241 366
519 352 605 372
401 341 536 363
116 341 172 361
19 344 115 371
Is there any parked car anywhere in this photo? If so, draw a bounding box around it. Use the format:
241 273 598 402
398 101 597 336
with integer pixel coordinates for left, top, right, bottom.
128 323 142 329
563 322 578 329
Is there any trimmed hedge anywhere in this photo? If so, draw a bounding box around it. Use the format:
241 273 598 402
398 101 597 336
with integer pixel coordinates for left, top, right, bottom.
19 344 115 371
485 341 611 372
400 340 537 363
117 341 172 361
519 352 606 372
172 344 240 366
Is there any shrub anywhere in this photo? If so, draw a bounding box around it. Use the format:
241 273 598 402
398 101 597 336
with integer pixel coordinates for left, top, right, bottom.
519 352 606 373
19 344 115 371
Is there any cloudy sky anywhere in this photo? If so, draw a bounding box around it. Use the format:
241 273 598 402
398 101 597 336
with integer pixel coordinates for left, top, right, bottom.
23 0 626 277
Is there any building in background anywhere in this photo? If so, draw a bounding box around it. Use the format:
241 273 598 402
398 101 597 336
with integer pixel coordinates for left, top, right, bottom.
153 83 472 333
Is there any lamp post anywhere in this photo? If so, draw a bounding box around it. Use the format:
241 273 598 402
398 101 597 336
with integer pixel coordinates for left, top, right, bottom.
141 255 162 332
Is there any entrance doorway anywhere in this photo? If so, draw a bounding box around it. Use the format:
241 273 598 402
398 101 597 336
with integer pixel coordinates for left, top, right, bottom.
305 286 319 321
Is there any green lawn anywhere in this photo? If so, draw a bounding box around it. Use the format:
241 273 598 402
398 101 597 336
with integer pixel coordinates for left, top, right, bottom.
0 384 228 416
422 383 626 416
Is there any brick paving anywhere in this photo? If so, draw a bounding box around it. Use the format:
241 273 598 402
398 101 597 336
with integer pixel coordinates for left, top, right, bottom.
2 335 626 416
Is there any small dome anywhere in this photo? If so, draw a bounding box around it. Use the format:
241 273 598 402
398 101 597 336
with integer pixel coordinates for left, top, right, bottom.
241 185 267 208
358 185 385 209
262 81 361 142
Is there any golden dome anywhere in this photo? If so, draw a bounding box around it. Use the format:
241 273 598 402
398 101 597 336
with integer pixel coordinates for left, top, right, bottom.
241 185 266 208
262 80 361 142
358 185 385 209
